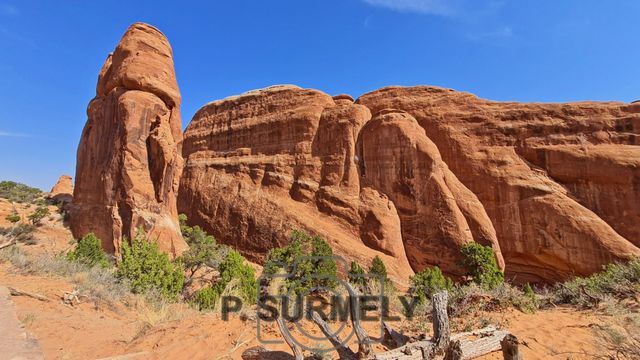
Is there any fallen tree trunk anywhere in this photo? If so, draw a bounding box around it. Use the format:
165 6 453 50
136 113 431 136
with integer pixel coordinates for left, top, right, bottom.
8 287 50 302
311 311 356 359
382 321 409 348
343 281 373 358
276 315 304 360
0 239 16 250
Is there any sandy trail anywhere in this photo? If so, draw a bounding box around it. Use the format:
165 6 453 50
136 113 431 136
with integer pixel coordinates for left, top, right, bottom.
0 286 45 360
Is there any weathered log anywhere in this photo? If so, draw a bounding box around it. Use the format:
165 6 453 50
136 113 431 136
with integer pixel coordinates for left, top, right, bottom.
310 311 356 359
450 326 497 340
343 281 373 358
276 315 304 360
457 329 510 359
382 321 409 348
501 334 523 360
375 326 510 360
8 287 50 302
444 340 463 360
373 340 434 360
432 291 450 354
241 346 269 360
0 239 16 250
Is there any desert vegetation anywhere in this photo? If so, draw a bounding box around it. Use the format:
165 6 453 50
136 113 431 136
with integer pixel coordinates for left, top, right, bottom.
0 180 43 203
1 208 639 359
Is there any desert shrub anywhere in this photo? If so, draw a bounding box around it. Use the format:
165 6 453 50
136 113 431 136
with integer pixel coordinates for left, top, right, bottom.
0 181 42 203
369 255 388 281
27 205 49 226
0 223 37 244
348 261 366 287
216 250 257 303
459 243 503 290
117 228 184 300
264 230 338 294
177 214 227 280
191 286 219 311
410 266 453 304
190 250 257 310
66 233 111 268
596 313 640 359
5 211 20 223
550 259 640 308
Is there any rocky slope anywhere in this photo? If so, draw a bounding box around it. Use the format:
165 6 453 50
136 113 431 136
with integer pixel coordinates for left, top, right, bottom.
70 23 186 256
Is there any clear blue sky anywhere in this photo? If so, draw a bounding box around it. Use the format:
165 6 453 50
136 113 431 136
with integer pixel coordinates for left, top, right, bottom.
1 0 638 190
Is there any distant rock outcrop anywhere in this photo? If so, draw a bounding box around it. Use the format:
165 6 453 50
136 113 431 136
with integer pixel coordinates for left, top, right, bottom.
48 175 73 203
70 23 186 256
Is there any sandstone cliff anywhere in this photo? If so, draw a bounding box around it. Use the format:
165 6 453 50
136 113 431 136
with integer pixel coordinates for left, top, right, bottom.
71 23 640 283
180 84 640 283
357 86 640 282
71 23 186 256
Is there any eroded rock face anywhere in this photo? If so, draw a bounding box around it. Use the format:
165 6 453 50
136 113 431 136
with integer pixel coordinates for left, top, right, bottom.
179 85 415 281
71 23 186 256
48 175 73 203
180 85 512 282
357 110 504 276
357 86 640 282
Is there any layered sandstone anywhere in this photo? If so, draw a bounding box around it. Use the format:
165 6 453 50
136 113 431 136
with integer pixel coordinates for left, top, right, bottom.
71 23 186 255
357 86 640 282
180 85 507 281
179 86 414 280
357 109 504 276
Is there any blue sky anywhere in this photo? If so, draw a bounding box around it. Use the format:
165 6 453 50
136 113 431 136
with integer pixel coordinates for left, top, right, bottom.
1 0 638 190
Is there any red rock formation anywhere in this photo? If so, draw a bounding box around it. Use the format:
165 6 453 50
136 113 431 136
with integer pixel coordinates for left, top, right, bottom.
71 23 186 256
357 109 504 276
48 175 73 203
357 86 640 282
179 85 415 281
180 85 510 282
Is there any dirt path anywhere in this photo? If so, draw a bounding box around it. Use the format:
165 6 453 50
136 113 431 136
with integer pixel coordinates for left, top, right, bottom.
0 286 45 360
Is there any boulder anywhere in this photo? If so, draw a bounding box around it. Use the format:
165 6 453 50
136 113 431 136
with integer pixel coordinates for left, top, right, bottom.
70 23 186 256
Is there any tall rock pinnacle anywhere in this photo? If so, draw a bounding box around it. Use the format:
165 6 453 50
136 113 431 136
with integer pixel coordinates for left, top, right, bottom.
71 23 186 256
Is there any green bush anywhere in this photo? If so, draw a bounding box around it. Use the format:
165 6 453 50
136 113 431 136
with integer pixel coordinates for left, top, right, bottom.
552 259 640 308
5 211 20 223
410 266 453 304
459 243 504 290
348 261 366 287
369 255 388 281
264 230 338 294
0 223 36 244
116 228 184 300
27 206 49 226
66 233 111 268
190 250 257 310
0 181 43 203
177 214 225 279
216 250 257 303
191 286 219 311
